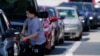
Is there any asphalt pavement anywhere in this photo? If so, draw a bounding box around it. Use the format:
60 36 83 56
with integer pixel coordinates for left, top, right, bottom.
46 27 100 56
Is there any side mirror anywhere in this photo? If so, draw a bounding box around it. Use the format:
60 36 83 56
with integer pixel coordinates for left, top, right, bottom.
38 12 48 18
49 17 57 22
6 28 19 37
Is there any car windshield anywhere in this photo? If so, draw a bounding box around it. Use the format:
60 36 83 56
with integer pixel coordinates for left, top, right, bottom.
0 0 34 22
59 2 84 11
84 3 93 12
58 9 76 18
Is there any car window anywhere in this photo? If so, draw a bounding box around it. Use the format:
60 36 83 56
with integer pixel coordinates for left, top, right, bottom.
84 3 93 12
38 7 56 17
0 0 34 22
46 7 56 17
59 2 84 11
58 9 76 18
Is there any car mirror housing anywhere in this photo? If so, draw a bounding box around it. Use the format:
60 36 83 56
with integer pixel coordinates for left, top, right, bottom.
6 28 19 37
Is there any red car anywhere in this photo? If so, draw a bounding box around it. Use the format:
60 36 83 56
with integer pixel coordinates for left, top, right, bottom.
38 6 64 53
38 6 57 53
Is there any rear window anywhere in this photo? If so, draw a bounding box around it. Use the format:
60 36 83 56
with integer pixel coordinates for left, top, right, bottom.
58 9 76 18
59 2 84 11
38 7 56 17
0 0 34 22
46 7 56 17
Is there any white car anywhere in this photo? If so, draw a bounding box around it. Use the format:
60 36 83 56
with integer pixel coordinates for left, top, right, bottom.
56 7 83 40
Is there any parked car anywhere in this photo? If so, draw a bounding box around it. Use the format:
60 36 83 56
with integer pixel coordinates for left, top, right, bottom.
59 2 90 31
0 9 19 56
38 6 64 53
95 8 100 26
0 0 38 30
56 7 83 40
83 2 98 29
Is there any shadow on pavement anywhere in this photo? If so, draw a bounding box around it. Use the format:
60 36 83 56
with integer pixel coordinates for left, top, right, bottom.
82 32 90 36
50 41 74 55
50 48 67 55
81 37 90 41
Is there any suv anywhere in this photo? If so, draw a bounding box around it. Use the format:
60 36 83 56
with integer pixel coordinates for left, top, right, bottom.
0 0 38 30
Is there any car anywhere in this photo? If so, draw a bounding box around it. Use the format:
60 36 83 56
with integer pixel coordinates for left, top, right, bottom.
59 2 90 31
38 6 56 53
0 0 39 30
38 6 64 53
0 0 48 55
56 7 83 40
94 7 100 26
83 2 98 29
0 9 19 56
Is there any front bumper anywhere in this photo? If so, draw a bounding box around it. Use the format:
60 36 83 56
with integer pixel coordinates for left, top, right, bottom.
64 28 80 38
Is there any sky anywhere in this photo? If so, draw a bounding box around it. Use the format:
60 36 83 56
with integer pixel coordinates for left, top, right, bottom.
37 0 69 6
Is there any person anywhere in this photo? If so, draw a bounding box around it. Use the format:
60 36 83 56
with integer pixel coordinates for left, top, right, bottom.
20 6 46 56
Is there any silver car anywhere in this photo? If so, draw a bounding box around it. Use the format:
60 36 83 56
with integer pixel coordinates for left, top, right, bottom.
56 7 83 40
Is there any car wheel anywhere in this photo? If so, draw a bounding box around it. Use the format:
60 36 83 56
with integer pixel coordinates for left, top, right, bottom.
75 33 82 41
60 33 64 44
54 31 59 45
85 26 90 32
60 37 64 44
51 29 56 49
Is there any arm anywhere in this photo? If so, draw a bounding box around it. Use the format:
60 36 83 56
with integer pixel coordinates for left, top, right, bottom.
21 19 28 34
21 19 40 41
21 22 27 34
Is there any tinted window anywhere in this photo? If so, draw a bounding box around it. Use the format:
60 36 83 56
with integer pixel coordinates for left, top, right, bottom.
38 7 56 17
0 0 34 22
58 9 76 18
84 3 93 11
46 7 56 17
59 2 84 11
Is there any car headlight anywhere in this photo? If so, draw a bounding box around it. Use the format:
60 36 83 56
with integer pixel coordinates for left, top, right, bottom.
82 20 85 22
89 17 93 20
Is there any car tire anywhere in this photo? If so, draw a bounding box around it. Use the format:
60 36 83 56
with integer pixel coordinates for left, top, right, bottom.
85 26 90 32
60 34 64 44
75 33 82 41
45 48 51 54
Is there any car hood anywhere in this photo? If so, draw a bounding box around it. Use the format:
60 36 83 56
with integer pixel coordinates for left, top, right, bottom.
63 18 79 24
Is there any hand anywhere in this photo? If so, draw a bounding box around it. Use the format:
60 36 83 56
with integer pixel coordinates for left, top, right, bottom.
20 37 29 43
